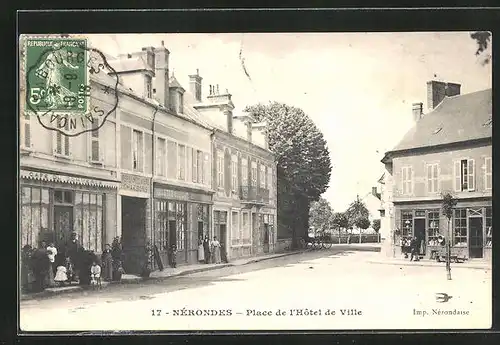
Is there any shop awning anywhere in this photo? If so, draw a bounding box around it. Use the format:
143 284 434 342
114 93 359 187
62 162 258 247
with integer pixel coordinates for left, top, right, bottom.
20 170 120 189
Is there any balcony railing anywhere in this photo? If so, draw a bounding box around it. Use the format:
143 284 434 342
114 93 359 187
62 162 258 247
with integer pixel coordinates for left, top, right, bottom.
239 185 270 204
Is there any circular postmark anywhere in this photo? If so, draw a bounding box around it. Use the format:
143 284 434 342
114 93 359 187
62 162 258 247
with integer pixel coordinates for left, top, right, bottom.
24 36 119 137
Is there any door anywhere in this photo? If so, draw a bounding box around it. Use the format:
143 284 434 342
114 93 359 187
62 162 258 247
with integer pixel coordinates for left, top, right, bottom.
469 217 483 259
263 224 269 253
121 197 147 275
414 218 425 255
220 224 227 258
54 206 73 248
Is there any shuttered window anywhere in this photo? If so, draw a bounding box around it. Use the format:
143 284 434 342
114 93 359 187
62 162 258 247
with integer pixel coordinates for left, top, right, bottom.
485 157 492 190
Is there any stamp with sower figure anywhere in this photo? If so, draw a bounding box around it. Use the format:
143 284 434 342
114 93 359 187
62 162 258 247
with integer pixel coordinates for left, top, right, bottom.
23 35 119 137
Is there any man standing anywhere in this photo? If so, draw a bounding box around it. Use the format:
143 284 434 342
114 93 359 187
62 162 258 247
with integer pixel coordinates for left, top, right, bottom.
65 232 82 282
410 236 420 262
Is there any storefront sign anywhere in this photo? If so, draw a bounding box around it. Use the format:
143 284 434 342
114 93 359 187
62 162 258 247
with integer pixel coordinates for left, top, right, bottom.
20 170 119 189
155 188 189 201
154 187 212 203
122 173 150 193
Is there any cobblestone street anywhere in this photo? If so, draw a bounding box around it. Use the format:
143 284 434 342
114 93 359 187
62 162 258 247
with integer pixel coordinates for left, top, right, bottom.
20 249 491 331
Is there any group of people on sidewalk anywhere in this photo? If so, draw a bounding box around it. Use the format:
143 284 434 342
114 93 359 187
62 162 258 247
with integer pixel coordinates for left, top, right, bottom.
197 235 227 265
21 232 124 293
400 236 422 262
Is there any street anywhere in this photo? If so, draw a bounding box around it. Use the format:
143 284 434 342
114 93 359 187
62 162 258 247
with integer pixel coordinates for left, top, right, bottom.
20 249 491 331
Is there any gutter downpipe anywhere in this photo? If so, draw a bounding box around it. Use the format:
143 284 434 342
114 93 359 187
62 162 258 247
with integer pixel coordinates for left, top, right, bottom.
150 105 159 270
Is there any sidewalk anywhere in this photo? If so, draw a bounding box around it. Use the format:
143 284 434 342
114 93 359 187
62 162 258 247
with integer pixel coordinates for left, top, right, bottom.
367 255 492 270
20 250 306 301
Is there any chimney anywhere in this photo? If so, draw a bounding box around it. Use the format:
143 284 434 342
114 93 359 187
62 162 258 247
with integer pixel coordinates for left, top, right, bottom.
189 69 203 102
412 102 423 122
153 41 170 108
141 46 155 70
426 80 461 110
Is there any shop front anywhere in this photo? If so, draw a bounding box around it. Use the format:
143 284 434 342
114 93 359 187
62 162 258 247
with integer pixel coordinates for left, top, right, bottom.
20 169 119 256
394 199 492 261
153 184 212 267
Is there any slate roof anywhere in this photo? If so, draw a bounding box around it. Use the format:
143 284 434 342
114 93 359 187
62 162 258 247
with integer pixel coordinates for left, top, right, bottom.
169 75 184 90
388 88 492 154
108 56 151 73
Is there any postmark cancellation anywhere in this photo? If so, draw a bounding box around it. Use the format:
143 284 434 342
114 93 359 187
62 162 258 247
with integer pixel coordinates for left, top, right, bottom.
21 34 119 137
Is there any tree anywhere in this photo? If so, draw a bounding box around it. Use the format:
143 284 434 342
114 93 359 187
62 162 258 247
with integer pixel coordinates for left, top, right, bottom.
470 31 491 66
245 102 332 248
345 197 369 229
332 211 349 243
441 192 457 281
309 197 334 236
372 219 381 234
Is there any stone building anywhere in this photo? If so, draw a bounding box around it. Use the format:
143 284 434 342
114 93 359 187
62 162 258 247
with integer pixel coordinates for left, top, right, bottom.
188 75 278 260
20 47 120 256
108 43 214 273
380 80 492 261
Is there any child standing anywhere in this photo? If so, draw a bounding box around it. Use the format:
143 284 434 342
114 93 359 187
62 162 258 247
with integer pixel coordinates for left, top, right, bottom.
54 265 68 287
90 261 101 286
169 244 177 268
65 257 74 282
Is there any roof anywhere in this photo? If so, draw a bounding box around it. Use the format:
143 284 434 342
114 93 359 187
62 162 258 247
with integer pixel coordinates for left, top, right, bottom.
169 75 184 90
108 56 151 73
387 88 492 154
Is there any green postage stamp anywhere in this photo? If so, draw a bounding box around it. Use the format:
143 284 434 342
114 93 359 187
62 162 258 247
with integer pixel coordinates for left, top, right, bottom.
22 35 119 136
25 37 89 114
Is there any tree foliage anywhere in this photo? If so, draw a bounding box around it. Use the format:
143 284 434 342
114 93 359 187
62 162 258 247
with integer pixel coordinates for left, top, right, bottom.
355 216 371 230
372 219 381 233
470 31 491 65
441 192 457 220
332 212 349 231
309 197 334 234
245 102 332 246
345 198 369 228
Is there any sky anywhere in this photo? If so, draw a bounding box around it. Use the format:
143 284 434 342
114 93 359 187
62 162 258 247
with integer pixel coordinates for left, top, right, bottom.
88 32 492 211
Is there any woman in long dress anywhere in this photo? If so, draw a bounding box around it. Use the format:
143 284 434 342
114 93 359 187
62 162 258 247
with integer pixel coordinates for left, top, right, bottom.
211 237 222 264
197 237 205 263
203 235 211 264
100 244 113 282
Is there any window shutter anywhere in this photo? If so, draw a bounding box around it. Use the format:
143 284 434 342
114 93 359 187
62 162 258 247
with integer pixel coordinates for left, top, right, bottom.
426 165 431 193
435 164 440 192
453 161 461 192
468 159 475 191
410 167 414 195
485 157 492 190
203 152 209 186
401 167 406 195
192 148 197 183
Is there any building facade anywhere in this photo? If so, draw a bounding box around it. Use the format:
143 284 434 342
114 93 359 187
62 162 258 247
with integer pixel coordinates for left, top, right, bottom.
189 77 278 260
20 39 278 276
380 81 492 261
20 59 120 256
108 43 215 273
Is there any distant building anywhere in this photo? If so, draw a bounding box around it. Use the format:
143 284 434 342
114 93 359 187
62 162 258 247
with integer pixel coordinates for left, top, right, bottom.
380 80 492 261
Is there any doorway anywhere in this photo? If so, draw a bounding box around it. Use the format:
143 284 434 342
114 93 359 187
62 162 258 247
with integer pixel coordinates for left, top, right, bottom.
121 196 147 275
469 217 483 259
414 218 425 256
263 224 269 253
219 224 227 252
54 205 73 247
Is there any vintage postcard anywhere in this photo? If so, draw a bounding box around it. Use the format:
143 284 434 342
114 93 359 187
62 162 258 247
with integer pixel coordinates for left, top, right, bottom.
18 32 492 332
